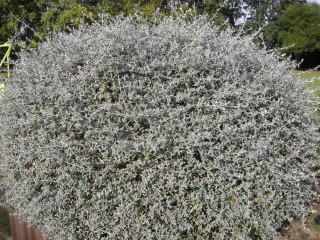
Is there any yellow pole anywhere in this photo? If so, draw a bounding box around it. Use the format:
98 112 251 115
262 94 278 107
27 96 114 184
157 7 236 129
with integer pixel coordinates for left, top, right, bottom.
0 42 13 78
0 48 9 69
7 52 10 77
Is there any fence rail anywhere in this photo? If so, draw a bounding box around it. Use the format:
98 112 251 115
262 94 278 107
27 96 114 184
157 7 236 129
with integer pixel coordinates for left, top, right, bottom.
9 215 45 240
0 206 45 240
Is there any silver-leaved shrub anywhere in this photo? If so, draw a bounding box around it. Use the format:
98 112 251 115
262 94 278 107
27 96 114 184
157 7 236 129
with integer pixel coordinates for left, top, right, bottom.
0 15 319 240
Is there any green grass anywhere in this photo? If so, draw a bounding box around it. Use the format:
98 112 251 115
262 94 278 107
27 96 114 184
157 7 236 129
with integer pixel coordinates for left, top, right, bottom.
295 71 320 96
296 70 320 81
309 81 320 87
294 70 320 86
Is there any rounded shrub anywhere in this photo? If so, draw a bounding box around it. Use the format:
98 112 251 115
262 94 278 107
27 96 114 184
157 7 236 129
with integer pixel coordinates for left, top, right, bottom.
0 15 319 240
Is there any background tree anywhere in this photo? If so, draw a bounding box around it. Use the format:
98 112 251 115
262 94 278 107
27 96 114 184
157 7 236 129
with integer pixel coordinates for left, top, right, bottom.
264 2 320 69
40 0 97 32
40 0 193 33
0 0 44 43
0 0 174 44
244 0 306 29
197 0 307 29
198 0 243 26
1 0 320 69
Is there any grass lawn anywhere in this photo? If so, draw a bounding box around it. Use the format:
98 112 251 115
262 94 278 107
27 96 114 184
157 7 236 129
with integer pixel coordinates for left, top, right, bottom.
296 70 320 80
295 71 320 92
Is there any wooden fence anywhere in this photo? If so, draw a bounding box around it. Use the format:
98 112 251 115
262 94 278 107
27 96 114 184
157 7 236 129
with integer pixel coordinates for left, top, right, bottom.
9 215 45 240
0 207 45 240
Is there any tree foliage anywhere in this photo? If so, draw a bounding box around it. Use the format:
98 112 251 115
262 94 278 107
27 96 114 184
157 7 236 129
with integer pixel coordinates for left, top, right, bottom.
0 0 314 46
0 0 44 43
267 3 320 55
0 0 196 44
244 0 306 29
200 0 243 26
33 0 163 34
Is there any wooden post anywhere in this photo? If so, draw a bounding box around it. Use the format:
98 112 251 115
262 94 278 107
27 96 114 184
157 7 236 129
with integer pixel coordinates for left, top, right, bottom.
9 215 45 240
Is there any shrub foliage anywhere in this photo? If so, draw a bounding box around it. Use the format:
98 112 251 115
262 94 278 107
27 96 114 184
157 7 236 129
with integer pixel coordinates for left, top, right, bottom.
0 15 319 240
